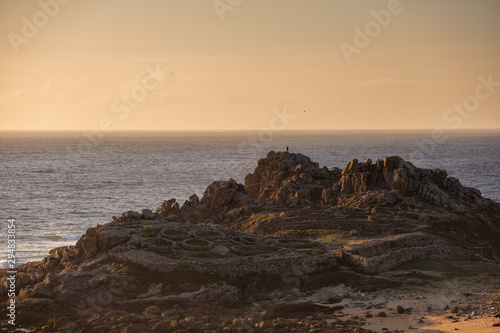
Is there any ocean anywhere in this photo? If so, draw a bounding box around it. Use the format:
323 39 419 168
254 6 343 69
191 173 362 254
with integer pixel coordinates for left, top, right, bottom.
1 130 499 267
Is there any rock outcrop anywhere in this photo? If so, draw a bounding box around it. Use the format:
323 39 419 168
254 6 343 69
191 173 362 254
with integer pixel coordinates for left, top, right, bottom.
332 156 490 212
145 179 255 224
244 152 499 216
244 151 341 206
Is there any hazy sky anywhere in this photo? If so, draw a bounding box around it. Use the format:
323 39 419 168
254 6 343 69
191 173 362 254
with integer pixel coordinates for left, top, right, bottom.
1 0 499 130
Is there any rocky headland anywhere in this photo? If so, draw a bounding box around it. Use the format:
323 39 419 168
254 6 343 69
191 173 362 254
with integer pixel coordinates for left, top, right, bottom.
1 151 500 332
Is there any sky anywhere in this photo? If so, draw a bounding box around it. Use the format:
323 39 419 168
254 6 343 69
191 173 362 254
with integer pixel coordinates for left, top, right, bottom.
0 0 499 131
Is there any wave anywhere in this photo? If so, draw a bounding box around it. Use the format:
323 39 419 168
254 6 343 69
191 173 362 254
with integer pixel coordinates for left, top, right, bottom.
42 234 81 242
60 234 80 241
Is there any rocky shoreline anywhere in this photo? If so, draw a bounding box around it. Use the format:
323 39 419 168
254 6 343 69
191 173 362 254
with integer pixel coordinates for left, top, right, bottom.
1 151 500 332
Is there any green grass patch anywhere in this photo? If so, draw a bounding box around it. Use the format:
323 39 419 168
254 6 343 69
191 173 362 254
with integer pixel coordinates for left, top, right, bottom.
242 214 275 225
393 259 500 280
316 231 361 247
233 213 277 232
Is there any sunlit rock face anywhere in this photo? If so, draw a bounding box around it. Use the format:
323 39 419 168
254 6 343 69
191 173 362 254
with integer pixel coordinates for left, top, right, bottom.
244 151 493 214
244 151 340 206
336 155 487 212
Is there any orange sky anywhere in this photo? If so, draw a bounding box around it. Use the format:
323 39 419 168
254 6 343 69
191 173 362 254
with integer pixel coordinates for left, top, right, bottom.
0 0 499 130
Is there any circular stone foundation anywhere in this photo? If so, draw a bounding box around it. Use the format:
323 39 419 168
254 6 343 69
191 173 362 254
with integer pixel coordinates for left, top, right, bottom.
181 238 214 251
146 237 177 254
160 228 191 240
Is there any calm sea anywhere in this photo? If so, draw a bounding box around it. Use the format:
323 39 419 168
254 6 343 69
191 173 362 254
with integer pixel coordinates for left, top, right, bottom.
1 130 499 267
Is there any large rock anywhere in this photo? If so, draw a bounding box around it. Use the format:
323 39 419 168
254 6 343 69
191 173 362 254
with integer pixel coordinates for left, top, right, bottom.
244 151 340 206
141 209 155 220
336 156 487 211
171 179 253 223
201 178 250 210
75 227 130 258
156 198 178 217
157 180 253 224
76 227 98 257
97 229 130 251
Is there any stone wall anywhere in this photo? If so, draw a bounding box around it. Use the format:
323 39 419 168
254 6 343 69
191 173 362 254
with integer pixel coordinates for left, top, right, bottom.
333 232 478 273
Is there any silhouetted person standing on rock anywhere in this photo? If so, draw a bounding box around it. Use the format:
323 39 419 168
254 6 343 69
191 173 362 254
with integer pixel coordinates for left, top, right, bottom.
286 146 289 152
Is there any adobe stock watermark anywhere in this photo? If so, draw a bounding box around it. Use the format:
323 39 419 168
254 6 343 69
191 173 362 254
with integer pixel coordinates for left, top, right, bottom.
76 65 171 155
442 74 499 129
7 0 72 54
6 219 17 327
340 0 413 64
410 74 499 161
237 107 296 157
213 0 245 21
211 106 296 183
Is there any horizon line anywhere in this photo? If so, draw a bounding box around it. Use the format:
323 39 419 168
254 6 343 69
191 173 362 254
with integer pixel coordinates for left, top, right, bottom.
1 128 500 132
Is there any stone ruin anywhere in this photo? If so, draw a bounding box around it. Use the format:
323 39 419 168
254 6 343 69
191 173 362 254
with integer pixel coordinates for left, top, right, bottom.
333 232 477 273
109 221 336 278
